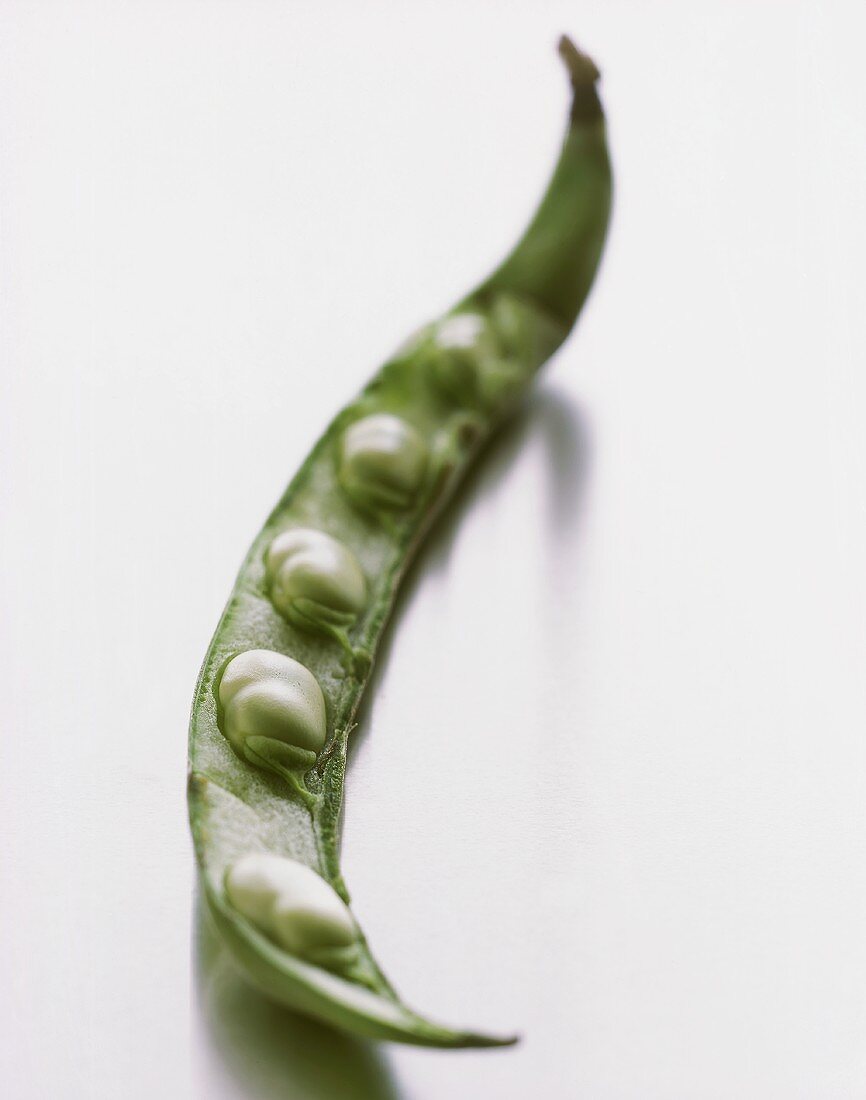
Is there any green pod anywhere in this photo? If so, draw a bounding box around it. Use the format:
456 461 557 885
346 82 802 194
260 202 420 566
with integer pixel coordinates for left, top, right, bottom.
189 35 612 1047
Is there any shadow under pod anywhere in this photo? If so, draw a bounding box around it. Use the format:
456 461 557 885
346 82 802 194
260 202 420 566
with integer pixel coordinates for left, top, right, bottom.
349 382 594 762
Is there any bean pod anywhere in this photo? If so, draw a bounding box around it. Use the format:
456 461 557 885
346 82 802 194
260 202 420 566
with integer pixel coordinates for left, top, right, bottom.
189 36 612 1047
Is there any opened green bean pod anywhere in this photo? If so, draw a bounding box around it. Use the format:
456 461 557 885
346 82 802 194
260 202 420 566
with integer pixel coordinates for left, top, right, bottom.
188 35 612 1047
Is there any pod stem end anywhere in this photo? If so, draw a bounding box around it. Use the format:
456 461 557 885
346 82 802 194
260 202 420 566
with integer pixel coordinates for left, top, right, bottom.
557 35 603 124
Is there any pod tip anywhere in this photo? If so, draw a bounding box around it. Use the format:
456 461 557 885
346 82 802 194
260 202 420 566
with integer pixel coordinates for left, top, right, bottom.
557 35 603 123
558 36 600 84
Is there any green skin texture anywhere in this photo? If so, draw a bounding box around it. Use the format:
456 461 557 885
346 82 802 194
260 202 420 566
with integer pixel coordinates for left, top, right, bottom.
188 39 612 1048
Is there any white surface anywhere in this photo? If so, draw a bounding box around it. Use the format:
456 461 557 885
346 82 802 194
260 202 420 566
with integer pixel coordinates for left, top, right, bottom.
2 3 866 1098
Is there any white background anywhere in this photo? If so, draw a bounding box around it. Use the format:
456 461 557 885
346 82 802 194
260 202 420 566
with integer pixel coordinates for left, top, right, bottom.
2 2 866 1098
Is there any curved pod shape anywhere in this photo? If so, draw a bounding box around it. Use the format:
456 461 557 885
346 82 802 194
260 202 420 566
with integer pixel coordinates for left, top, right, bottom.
189 36 612 1047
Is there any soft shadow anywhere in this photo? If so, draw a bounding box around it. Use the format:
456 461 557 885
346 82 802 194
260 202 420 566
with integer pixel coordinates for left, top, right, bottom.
535 384 594 541
349 383 593 759
194 890 404 1100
